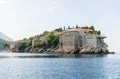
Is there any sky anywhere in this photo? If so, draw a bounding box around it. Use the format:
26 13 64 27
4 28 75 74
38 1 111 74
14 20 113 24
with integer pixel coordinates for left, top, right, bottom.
0 0 120 52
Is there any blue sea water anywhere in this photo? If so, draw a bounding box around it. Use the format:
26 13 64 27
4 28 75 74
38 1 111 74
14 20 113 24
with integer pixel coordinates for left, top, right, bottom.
0 53 120 79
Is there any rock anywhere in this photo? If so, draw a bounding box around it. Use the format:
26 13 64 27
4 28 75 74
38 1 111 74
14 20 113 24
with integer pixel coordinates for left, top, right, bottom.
78 46 110 54
38 48 44 53
25 46 32 52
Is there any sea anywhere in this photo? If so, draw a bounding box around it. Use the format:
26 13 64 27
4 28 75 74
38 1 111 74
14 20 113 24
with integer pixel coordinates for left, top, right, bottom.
0 53 120 79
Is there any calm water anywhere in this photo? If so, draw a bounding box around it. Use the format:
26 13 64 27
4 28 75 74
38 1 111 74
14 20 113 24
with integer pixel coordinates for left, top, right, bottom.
0 53 120 79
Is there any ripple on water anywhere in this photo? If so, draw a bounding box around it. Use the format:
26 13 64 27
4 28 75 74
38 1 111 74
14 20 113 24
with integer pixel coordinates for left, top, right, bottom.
0 53 120 79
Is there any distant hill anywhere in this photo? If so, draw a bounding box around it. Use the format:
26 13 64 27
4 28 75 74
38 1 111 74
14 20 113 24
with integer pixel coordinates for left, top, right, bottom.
0 32 14 49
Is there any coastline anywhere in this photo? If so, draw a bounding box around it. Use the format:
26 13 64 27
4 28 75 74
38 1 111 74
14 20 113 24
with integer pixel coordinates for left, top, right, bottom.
0 48 114 54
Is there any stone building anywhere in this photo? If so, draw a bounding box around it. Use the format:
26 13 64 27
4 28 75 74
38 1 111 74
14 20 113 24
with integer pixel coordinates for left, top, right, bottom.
59 28 108 53
59 29 84 50
84 34 107 48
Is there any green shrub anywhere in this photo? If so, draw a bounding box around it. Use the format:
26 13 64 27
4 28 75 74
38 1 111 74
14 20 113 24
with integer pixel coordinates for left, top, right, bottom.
46 32 59 48
18 42 30 51
34 41 45 48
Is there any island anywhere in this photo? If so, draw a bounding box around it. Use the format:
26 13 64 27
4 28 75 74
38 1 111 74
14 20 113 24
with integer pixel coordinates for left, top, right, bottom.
1 25 114 54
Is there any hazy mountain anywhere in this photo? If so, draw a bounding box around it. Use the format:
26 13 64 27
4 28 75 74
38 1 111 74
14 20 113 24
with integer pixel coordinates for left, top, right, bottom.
0 32 14 49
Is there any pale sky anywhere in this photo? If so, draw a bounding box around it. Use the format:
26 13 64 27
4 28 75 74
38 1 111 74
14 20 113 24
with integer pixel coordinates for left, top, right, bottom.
0 0 120 52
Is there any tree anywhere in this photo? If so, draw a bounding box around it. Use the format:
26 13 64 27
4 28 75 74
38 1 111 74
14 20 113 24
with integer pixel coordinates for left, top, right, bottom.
64 26 66 31
54 28 62 32
68 26 70 29
94 31 98 35
89 26 95 31
76 25 79 28
43 31 49 35
97 31 101 35
46 32 55 43
46 32 59 48
50 35 59 48
3 42 9 48
18 42 30 51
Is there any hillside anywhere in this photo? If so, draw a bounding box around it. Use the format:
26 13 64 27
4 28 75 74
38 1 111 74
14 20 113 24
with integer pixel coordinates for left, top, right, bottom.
0 32 14 49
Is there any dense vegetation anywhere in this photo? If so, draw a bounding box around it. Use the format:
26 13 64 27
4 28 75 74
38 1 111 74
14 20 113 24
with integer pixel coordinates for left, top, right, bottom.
81 26 101 35
46 32 59 48
17 41 31 51
13 31 59 52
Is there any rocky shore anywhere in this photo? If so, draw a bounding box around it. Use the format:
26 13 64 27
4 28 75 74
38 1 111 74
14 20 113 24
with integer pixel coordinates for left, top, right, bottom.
1 45 114 54
12 46 114 54
49 47 114 54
